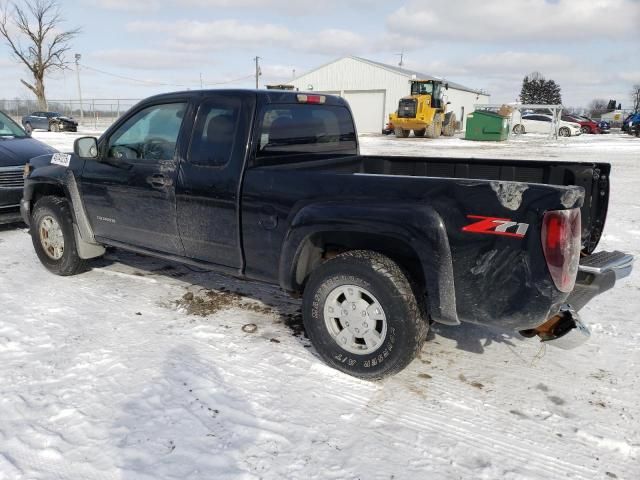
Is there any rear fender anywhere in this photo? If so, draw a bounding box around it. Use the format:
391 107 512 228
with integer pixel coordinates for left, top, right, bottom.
279 202 459 325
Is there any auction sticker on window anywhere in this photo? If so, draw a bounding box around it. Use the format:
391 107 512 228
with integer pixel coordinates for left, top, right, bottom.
51 153 71 167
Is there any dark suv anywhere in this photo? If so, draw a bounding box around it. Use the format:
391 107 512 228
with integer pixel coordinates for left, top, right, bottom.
0 110 57 223
21 111 78 133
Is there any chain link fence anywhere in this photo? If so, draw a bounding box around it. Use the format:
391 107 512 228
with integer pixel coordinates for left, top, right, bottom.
1 98 142 131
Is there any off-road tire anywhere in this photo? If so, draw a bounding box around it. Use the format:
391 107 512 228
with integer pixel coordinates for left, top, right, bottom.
302 250 428 380
425 115 442 139
31 196 86 276
394 127 410 138
442 113 457 137
413 129 426 137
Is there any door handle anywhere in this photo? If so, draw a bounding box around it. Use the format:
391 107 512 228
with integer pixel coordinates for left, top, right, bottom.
146 174 173 188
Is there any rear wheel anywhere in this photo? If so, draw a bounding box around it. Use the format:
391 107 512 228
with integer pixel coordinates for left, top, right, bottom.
580 126 590 134
413 129 426 137
442 113 457 137
559 126 571 137
50 123 60 133
31 196 86 276
302 250 428 380
512 124 525 134
394 127 410 138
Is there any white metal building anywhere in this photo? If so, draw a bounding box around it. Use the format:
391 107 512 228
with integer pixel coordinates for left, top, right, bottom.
290 56 490 134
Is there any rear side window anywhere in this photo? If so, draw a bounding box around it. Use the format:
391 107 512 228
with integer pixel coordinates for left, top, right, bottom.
189 97 241 167
255 104 356 166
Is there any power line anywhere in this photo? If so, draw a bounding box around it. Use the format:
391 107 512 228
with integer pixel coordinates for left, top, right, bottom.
79 63 188 87
78 64 255 89
204 74 254 86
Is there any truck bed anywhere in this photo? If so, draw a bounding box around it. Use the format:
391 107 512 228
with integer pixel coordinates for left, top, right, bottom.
260 154 610 254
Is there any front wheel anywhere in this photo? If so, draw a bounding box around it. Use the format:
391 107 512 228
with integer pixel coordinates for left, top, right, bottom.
580 126 590 134
50 123 60 133
559 126 571 137
394 127 410 138
303 250 428 380
31 196 86 276
513 124 525 134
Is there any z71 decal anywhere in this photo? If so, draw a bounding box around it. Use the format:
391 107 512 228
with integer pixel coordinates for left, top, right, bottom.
462 215 529 238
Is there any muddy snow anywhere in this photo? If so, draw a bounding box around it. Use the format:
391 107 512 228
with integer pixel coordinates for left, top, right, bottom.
0 130 638 479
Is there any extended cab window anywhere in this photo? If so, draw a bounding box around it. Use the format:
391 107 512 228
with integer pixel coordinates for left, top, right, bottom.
255 104 357 166
107 102 187 161
188 98 241 167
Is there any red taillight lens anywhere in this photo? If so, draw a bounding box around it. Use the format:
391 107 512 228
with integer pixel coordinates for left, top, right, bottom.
541 208 581 292
296 94 325 104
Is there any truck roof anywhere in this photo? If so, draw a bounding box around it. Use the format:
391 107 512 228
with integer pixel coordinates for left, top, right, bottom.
138 89 350 107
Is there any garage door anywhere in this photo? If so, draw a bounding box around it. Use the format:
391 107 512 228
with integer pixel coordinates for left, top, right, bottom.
343 90 386 134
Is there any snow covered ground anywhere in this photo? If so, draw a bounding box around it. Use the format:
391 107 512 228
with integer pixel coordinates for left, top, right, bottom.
1 130 639 480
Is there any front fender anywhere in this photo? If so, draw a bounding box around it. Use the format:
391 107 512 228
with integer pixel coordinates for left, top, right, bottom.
279 201 459 325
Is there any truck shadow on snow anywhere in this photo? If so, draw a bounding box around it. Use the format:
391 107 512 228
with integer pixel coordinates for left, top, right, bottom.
93 249 525 357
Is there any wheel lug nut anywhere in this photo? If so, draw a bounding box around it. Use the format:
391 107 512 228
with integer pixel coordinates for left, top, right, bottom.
361 311 366 316
363 322 368 328
352 303 356 310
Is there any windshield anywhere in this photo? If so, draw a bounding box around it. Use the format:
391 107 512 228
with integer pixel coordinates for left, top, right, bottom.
0 111 28 137
411 82 434 95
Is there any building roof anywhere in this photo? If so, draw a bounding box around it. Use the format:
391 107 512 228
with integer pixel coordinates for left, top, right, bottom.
294 56 487 96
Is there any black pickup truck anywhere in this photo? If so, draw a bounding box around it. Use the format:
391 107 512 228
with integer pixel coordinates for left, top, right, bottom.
21 90 633 379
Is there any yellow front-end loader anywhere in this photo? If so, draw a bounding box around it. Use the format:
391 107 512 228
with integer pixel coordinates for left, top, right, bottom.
389 80 457 138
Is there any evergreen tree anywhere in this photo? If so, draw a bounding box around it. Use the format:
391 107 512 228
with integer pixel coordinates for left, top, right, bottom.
520 72 563 105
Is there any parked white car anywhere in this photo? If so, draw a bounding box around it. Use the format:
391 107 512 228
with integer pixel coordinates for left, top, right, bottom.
513 114 582 137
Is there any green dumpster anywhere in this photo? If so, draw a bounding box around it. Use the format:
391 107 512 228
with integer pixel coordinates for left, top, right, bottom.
465 110 510 141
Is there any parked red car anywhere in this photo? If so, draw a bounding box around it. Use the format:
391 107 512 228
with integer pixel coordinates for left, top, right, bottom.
562 114 600 134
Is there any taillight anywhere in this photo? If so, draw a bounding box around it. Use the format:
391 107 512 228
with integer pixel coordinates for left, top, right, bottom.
297 94 325 104
541 208 581 292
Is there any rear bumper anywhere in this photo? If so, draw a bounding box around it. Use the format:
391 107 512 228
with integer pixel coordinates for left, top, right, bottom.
567 250 634 311
521 250 633 349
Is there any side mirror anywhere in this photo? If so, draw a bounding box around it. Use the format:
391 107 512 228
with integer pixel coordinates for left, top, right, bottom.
74 136 99 159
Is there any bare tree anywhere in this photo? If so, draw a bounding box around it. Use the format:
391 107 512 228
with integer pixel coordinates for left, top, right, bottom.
588 98 608 118
0 0 80 109
632 84 640 112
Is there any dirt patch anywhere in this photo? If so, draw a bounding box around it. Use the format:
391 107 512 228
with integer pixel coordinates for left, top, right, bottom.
175 290 272 317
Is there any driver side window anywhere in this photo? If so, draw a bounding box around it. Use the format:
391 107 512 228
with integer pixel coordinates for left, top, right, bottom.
107 102 187 162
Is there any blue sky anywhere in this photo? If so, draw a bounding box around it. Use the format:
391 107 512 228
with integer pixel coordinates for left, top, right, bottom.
1 0 639 108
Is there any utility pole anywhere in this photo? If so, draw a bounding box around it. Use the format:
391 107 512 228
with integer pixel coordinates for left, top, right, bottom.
75 53 84 123
254 56 261 89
